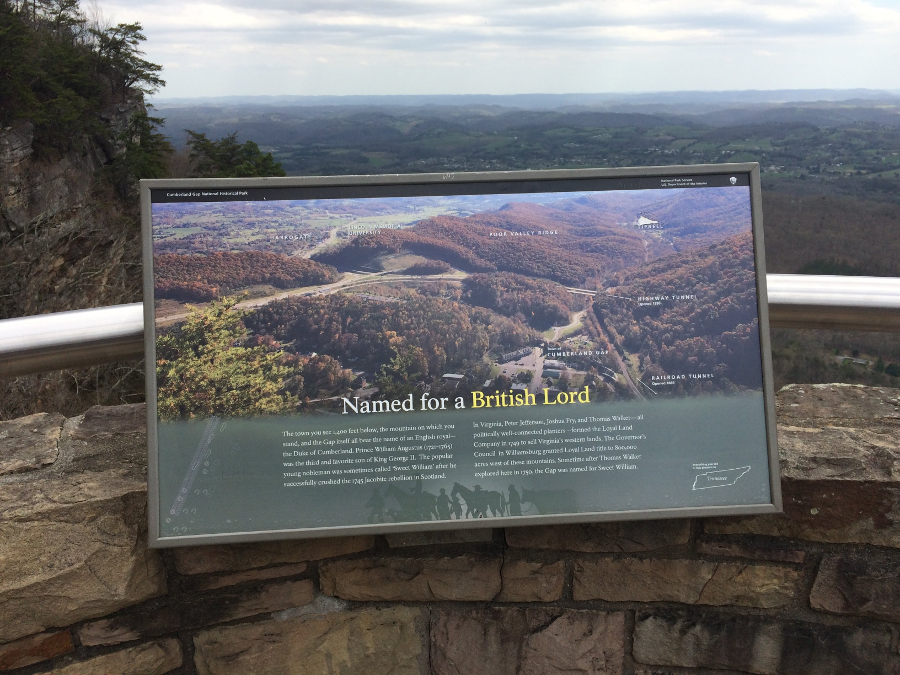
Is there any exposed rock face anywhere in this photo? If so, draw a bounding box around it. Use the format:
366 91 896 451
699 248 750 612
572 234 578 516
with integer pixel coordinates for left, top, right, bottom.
0 122 33 167
0 103 140 233
0 98 145 321
705 384 900 547
0 122 98 234
0 411 64 476
193 607 429 675
0 404 166 644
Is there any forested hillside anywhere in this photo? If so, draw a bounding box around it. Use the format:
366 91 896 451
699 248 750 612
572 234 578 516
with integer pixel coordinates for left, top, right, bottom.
155 251 338 302
0 0 169 318
763 193 900 277
244 294 537 384
0 0 173 417
314 227 498 274
462 272 578 329
597 232 762 392
317 202 649 286
0 1 163 157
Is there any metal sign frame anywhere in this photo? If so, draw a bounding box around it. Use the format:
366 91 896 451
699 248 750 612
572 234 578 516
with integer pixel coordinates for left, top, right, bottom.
142 163 781 548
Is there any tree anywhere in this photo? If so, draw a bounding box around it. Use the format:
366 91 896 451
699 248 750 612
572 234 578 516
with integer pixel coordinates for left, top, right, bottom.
45 0 83 36
295 355 352 399
0 3 40 124
493 374 512 391
375 345 428 400
108 108 172 196
0 1 167 153
156 297 296 420
185 130 286 178
91 21 164 98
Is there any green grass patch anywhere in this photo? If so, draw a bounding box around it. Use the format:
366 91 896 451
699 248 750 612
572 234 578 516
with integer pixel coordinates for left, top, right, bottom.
161 227 203 239
669 138 697 149
559 321 584 339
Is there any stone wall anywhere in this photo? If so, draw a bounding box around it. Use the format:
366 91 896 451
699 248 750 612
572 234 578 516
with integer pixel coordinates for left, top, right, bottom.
1 384 899 674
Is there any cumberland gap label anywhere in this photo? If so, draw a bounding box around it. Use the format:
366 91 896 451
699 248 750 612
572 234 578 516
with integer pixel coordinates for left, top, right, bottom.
150 178 773 538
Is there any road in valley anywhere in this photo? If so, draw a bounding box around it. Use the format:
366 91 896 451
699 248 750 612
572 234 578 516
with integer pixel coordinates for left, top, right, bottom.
550 310 586 341
155 271 469 325
608 346 645 400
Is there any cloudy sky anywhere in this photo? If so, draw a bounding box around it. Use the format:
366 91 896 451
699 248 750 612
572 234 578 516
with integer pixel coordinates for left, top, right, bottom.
97 0 900 100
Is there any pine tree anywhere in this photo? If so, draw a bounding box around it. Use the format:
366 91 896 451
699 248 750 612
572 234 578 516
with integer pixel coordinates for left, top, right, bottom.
156 297 297 420
184 130 286 178
108 109 172 196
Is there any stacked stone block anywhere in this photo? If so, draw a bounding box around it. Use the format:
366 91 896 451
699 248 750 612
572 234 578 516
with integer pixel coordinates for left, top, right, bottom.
1 384 899 673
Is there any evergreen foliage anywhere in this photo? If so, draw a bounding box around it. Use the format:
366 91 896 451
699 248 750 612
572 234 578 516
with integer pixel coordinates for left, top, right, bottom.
0 0 164 155
90 21 163 97
155 251 337 302
108 109 171 196
375 345 429 399
156 297 297 420
185 130 286 178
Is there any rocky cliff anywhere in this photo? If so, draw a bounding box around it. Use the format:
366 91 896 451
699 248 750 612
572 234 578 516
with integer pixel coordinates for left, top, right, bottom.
0 98 145 319
0 100 148 419
0 383 898 673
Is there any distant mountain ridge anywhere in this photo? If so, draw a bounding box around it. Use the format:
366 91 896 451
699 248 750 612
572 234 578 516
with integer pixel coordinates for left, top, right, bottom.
315 188 752 286
152 89 899 110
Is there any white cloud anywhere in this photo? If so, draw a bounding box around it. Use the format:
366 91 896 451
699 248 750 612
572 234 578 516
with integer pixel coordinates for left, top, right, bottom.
96 0 900 97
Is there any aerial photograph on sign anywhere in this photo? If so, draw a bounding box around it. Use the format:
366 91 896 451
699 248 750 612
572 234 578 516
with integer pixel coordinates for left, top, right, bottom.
150 180 773 538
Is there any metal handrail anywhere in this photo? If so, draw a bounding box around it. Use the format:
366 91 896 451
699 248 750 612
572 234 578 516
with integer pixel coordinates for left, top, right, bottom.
766 274 900 332
0 304 145 378
1 274 899 379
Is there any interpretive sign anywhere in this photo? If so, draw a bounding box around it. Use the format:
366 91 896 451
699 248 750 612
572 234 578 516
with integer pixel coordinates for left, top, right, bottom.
142 165 781 547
